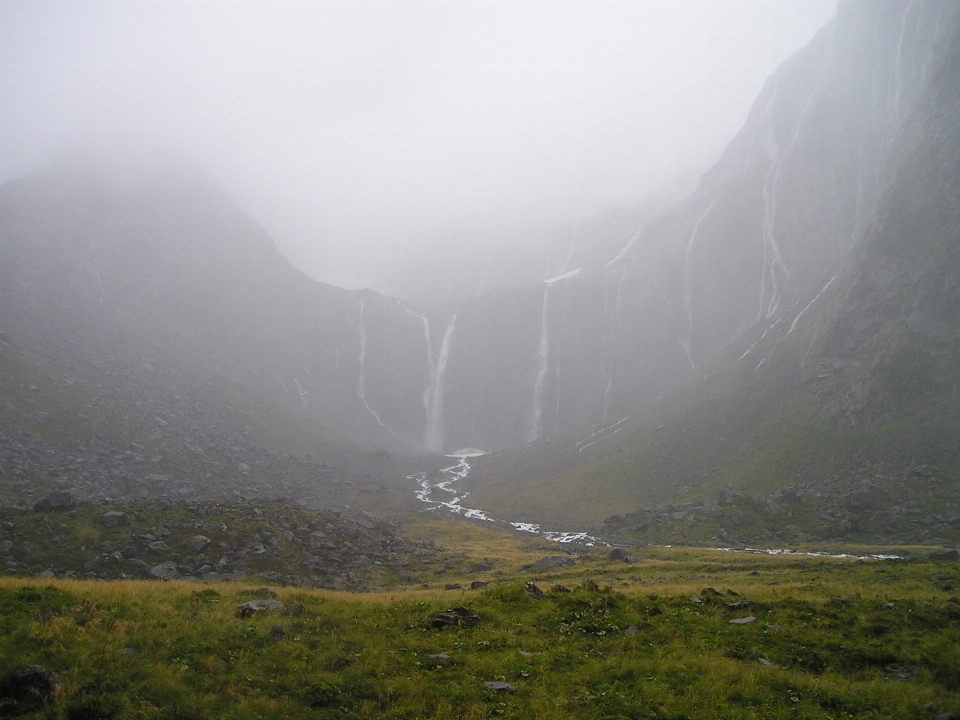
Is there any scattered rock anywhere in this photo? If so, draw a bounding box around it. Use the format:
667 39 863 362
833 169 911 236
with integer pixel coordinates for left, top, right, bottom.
700 587 722 597
518 651 533 658
236 600 284 618
607 548 628 561
648 606 663 616
0 541 12 554
187 535 211 552
624 626 639 636
929 549 959 562
758 658 774 667
526 555 575 570
936 713 959 720
728 600 751 611
766 624 782 632
425 654 451 666
269 624 288 639
431 607 479 629
729 616 756 626
100 510 126 528
525 582 544 601
692 598 704 606
625 556 645 564
483 681 516 693
470 580 488 590
444 583 462 591
282 604 305 617
0 665 58 715
33 491 76 512
149 562 179 580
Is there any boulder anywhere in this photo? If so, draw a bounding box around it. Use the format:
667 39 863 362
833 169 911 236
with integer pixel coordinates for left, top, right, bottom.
100 511 126 528
470 580 488 590
483 681 516 693
33 491 76 512
929 549 959 562
425 654 451 666
729 616 756 626
431 607 479 629
0 665 58 715
149 562 179 580
236 600 284 618
607 548 628 561
526 555 575 570
525 582 544 601
187 535 211 552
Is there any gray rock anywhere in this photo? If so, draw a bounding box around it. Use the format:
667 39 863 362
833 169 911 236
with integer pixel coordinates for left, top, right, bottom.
728 600 751 611
470 580 488 590
149 562 179 580
33 491 76 512
236 600 283 618
929 549 959 562
525 582 544 601
483 681 516 693
0 665 58 714
729 616 756 626
147 541 170 553
431 607 479 628
100 510 126 528
527 555 575 570
425 653 451 666
0 541 12 554
624 626 639 636
187 535 210 552
607 548 628 561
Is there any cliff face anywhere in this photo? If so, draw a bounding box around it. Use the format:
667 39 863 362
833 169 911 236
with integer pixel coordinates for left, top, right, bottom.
3 1 956 457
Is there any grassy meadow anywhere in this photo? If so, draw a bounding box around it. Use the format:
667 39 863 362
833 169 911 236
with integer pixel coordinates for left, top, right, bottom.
1 516 959 719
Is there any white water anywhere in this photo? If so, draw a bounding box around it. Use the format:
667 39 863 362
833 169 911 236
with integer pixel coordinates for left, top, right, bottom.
528 288 550 443
357 302 385 428
603 227 641 268
410 450 599 545
424 313 458 452
545 267 581 285
788 275 837 335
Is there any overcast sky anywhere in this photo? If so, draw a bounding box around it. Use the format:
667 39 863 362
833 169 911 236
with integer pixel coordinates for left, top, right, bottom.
1 0 836 292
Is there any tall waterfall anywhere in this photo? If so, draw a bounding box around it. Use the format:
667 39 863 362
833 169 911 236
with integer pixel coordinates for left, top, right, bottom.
357 302 385 427
528 287 550 443
424 313 458 452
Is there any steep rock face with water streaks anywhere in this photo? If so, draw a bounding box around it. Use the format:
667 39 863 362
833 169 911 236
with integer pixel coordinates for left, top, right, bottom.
432 0 960 451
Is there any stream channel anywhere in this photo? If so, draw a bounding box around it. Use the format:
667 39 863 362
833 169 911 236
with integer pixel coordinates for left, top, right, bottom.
408 451 904 561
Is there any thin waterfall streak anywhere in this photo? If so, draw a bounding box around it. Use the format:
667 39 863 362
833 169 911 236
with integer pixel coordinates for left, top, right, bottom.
891 0 916 126
682 198 719 366
788 276 837 335
529 288 550 443
357 302 385 428
603 227 641 268
425 313 458 452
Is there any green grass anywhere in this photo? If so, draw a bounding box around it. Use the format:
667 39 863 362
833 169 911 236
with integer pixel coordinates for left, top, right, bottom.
2 544 959 719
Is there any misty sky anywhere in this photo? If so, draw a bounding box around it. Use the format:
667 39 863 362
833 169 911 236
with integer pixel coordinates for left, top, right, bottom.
0 0 836 293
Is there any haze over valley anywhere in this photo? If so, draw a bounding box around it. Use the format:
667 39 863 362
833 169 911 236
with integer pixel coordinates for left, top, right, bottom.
2 0 960 587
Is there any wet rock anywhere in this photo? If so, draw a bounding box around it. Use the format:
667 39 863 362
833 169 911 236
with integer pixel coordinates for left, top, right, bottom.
149 562 179 580
929 549 959 562
729 616 756 625
236 600 284 618
0 665 58 715
33 491 76 512
525 582 544 601
431 607 479 629
425 653 451 666
483 681 516 693
100 510 126 528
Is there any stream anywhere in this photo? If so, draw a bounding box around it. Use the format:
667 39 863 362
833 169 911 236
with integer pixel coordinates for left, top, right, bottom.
409 450 600 545
409 451 904 560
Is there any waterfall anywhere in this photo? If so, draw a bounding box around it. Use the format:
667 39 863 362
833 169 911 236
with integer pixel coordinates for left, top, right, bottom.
529 287 550 443
357 302 385 427
424 313 458 452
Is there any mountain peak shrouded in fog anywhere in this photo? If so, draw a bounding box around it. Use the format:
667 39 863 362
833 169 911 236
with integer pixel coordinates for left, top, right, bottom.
0 0 836 301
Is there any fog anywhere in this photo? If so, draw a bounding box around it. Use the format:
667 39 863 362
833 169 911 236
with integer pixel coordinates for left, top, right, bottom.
0 0 835 299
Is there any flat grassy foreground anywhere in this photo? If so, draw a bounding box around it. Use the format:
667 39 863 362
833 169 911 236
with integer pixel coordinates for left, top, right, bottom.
1 542 959 719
